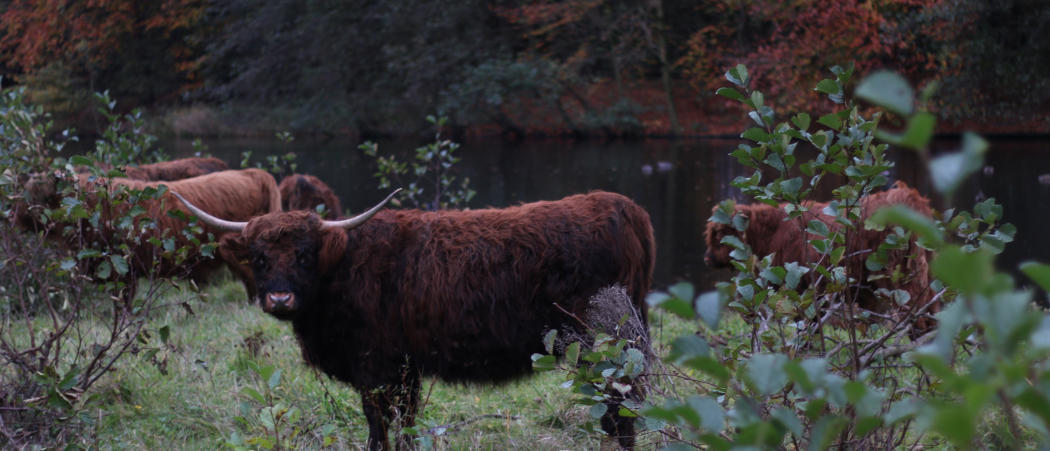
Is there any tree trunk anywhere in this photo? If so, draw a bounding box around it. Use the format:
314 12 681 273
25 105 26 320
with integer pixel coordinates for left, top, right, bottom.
651 0 681 136
613 54 625 100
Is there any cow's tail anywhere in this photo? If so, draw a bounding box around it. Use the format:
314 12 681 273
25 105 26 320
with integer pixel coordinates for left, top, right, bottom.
624 200 655 327
612 198 654 451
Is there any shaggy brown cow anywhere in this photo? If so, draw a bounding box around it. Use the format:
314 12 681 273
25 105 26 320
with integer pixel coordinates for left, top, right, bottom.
76 156 229 181
122 157 229 180
16 169 280 299
174 190 655 450
278 173 343 217
704 181 937 334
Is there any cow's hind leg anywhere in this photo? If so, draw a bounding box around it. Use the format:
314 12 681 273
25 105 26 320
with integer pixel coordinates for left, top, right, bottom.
578 285 646 449
394 371 421 451
361 373 422 451
600 392 638 449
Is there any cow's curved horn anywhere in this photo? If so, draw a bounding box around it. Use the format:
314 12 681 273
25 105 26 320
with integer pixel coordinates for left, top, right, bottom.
171 190 247 232
322 188 401 230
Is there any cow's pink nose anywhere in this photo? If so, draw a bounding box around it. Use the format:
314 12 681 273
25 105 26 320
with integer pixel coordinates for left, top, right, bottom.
265 292 296 312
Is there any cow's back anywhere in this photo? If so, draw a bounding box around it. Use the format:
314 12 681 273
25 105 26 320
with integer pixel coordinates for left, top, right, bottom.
279 174 343 216
157 168 280 221
123 157 229 181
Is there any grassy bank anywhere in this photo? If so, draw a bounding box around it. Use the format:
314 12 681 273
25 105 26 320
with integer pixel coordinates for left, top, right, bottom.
68 275 696 449
9 273 987 449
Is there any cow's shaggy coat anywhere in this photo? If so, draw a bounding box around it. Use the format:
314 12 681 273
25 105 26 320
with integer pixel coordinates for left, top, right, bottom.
278 173 343 217
187 191 655 449
76 156 229 181
704 181 938 334
121 157 229 181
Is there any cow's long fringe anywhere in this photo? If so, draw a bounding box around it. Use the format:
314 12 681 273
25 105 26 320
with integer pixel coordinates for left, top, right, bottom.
557 284 653 361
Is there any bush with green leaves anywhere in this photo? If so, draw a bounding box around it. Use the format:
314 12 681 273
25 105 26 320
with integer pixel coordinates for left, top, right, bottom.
530 285 652 442
360 115 476 211
225 356 340 451
540 64 1050 449
0 88 209 447
239 130 299 178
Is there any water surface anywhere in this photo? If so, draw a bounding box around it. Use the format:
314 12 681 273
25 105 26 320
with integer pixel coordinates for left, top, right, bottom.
164 136 1050 292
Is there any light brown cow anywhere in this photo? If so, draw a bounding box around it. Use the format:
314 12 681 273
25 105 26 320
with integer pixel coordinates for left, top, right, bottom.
16 168 280 300
704 181 938 335
76 156 229 181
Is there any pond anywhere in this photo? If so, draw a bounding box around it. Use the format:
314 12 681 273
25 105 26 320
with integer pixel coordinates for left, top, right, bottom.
163 135 1050 293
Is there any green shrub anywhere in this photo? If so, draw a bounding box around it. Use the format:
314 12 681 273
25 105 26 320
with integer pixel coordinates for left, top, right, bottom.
0 88 208 448
543 63 1050 449
239 130 298 178
360 115 476 211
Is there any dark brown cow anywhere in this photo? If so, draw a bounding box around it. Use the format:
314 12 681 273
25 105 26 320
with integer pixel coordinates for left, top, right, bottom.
76 157 229 181
278 173 343 217
704 181 938 334
16 169 280 299
175 190 655 449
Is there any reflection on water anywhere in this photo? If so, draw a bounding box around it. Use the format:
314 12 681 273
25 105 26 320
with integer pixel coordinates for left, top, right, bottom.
165 136 1050 292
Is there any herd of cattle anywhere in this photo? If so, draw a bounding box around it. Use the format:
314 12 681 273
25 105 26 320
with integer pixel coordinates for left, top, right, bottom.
6 156 941 449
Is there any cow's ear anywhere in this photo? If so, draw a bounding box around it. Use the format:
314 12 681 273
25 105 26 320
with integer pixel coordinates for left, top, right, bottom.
218 233 258 302
317 227 348 273
218 233 248 262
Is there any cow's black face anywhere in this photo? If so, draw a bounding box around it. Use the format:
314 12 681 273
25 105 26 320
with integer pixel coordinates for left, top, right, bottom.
240 212 333 320
249 235 321 320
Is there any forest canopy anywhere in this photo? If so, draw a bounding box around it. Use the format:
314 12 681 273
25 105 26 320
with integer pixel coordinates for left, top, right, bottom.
1 0 1046 136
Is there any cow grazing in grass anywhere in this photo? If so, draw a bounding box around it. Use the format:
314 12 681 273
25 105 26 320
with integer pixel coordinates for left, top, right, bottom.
174 190 656 449
704 181 938 335
278 173 343 217
76 156 229 181
15 168 280 300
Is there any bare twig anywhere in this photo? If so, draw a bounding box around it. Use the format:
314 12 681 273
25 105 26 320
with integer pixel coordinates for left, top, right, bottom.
419 414 523 436
997 389 1023 447
857 290 945 367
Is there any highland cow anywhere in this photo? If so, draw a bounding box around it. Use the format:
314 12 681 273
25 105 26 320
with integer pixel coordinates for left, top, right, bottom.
121 157 229 181
16 169 280 300
704 181 937 335
278 173 343 217
76 157 229 181
174 190 656 449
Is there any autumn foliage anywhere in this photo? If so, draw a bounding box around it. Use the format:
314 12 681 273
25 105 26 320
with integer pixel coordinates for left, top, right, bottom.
0 0 205 107
677 0 966 113
0 0 1045 135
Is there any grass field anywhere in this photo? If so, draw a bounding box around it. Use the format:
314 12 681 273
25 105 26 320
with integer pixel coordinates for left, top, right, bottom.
66 276 700 450
13 272 981 449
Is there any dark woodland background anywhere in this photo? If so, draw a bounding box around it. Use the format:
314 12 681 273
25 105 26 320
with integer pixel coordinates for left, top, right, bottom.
2 0 1047 138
